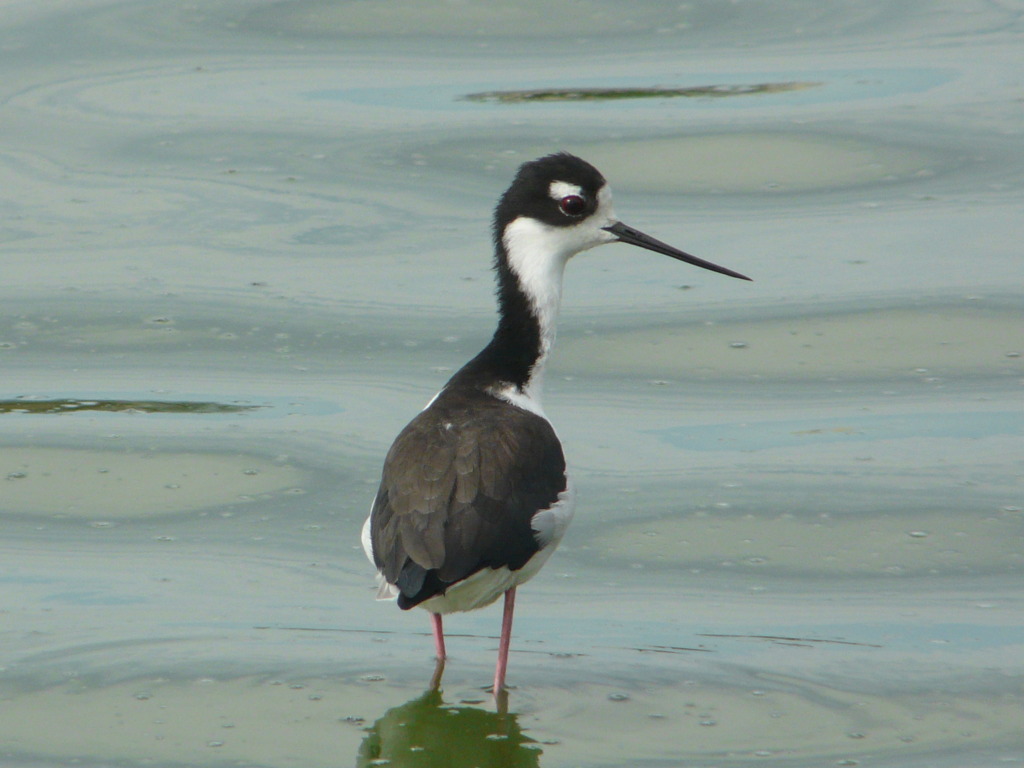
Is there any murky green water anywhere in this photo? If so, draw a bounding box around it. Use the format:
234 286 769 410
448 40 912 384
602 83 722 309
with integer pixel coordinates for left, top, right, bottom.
2 2 1022 766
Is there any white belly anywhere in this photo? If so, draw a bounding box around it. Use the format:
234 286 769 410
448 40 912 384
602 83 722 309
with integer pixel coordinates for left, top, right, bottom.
364 480 576 614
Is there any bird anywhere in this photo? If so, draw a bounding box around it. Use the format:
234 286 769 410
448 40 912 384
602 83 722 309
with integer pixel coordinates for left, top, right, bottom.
362 152 750 693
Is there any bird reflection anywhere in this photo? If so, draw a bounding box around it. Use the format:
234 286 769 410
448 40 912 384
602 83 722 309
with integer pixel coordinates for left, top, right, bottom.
357 676 541 768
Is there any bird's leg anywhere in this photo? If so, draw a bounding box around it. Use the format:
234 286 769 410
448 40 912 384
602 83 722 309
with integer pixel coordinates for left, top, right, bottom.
493 587 516 692
429 657 446 691
431 612 446 661
493 686 509 715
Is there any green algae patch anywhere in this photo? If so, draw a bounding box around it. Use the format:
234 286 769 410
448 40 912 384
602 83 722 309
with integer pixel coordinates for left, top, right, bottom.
463 82 820 103
0 398 261 415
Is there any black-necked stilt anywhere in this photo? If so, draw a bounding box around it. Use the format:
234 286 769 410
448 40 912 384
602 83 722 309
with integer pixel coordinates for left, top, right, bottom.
363 153 749 692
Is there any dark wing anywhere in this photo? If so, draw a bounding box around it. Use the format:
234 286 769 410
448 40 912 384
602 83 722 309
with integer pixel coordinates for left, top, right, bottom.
369 389 566 610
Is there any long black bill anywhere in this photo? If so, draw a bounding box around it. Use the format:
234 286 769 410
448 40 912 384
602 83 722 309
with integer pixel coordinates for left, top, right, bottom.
603 221 751 281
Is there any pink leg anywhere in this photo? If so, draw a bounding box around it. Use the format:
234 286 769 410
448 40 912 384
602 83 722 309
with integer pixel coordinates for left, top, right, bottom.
431 612 446 660
493 587 516 692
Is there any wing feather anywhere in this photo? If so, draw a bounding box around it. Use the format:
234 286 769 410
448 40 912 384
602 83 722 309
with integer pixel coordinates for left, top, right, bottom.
369 387 566 609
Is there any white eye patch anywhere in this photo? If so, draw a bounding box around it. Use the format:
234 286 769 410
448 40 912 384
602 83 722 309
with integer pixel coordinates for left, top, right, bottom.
548 180 584 201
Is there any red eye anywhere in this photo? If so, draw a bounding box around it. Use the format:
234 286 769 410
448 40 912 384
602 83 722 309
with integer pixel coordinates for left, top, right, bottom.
559 194 586 217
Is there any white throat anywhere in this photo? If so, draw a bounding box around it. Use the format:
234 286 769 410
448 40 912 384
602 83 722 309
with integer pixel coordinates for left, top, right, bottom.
499 216 571 406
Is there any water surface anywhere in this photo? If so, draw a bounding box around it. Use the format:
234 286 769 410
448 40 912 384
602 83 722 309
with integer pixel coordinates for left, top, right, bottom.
1 2 1022 767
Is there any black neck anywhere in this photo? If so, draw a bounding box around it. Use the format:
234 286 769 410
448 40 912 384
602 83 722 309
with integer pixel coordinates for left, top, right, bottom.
446 245 544 393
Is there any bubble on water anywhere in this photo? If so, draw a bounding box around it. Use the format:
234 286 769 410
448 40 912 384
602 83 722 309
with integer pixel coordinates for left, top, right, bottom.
607 692 630 702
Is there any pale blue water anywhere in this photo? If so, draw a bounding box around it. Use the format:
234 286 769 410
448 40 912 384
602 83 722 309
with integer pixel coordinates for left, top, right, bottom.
2 2 1022 767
